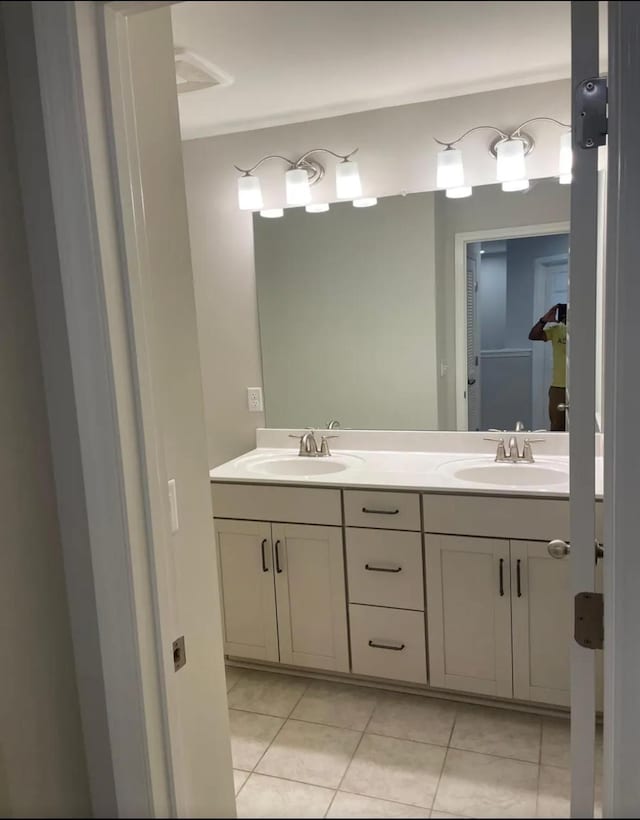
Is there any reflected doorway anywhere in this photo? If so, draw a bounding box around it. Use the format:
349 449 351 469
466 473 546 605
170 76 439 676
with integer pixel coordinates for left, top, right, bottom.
465 232 569 431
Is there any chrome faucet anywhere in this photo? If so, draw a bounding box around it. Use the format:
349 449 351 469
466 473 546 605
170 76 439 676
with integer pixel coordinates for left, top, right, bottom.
507 436 520 462
484 434 545 463
289 430 339 457
327 420 341 430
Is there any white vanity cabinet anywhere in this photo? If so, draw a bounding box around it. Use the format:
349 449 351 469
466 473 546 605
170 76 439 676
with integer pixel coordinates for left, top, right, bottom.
212 483 349 673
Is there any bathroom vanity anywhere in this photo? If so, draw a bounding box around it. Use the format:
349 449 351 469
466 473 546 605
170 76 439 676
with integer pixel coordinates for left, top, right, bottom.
210 430 603 710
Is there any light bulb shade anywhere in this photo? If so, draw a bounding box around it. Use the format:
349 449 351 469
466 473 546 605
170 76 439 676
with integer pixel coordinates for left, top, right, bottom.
285 168 312 205
501 179 530 192
260 208 284 218
496 139 527 182
558 131 572 179
436 147 464 189
238 174 263 210
558 174 572 185
305 203 330 213
335 160 362 199
445 185 472 199
352 197 378 208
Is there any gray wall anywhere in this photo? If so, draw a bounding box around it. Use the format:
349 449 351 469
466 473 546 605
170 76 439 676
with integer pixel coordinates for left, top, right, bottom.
434 178 570 428
254 194 438 430
0 5 90 814
181 81 570 464
478 252 507 350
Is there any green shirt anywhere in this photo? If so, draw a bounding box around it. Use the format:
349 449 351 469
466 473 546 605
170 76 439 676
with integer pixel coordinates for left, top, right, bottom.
545 323 567 388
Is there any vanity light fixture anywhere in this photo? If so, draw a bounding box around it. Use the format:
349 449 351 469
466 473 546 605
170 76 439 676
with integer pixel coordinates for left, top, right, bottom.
305 203 330 213
259 208 284 218
234 148 362 210
353 197 378 208
434 117 571 194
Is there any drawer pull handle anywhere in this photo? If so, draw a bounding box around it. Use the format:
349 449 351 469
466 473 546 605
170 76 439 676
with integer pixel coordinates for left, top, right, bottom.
361 507 400 515
516 558 522 597
275 540 283 574
261 538 269 573
368 639 405 651
499 557 505 597
365 563 402 573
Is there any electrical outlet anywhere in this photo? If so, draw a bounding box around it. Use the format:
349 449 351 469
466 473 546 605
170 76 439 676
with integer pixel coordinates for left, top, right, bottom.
247 387 263 412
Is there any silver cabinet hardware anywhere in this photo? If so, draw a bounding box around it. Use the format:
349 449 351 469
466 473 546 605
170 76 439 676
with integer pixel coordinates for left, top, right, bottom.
361 507 400 515
365 563 402 573
368 639 405 651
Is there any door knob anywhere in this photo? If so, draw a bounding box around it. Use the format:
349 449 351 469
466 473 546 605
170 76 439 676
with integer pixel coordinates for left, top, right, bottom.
548 539 571 558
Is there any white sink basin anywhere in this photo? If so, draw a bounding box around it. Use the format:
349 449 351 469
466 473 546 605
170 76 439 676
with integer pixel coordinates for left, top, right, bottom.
246 453 364 478
438 457 569 488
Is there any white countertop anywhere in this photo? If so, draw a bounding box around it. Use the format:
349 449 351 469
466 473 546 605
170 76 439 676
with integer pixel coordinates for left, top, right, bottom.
210 446 603 499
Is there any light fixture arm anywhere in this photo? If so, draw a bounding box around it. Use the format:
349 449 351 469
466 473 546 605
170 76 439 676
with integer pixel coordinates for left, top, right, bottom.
234 147 358 178
233 154 298 176
434 125 509 149
297 147 358 164
511 117 570 136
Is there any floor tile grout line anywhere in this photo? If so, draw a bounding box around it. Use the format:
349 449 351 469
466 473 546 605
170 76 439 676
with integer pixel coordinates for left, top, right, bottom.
535 717 544 818
323 704 376 816
430 744 450 814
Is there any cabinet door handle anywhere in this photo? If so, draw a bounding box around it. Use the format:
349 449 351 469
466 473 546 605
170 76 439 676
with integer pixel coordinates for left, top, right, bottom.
260 538 269 573
368 639 405 651
516 558 522 597
275 540 283 573
499 558 505 596
362 507 400 515
365 563 402 573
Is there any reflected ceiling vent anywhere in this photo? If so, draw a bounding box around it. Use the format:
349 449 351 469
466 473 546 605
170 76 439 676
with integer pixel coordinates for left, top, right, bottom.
174 47 233 94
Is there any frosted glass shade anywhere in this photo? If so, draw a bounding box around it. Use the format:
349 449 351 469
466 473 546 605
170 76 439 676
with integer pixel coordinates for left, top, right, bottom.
352 197 377 208
496 139 526 182
502 179 530 192
436 147 465 189
285 168 312 205
558 131 572 182
336 160 362 199
260 208 284 218
445 186 472 199
305 203 330 213
237 174 263 210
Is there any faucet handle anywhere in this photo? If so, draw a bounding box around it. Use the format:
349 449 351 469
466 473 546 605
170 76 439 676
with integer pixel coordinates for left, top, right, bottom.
483 436 505 442
319 434 339 456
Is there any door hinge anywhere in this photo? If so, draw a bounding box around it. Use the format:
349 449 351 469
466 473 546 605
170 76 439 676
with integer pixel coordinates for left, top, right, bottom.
574 592 604 649
575 77 608 149
173 635 187 671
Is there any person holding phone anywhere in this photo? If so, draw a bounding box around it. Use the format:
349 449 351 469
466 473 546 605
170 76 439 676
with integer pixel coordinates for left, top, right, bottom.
529 303 567 431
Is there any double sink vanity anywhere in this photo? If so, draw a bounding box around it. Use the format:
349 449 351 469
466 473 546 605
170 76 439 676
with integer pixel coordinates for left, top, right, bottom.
211 429 603 710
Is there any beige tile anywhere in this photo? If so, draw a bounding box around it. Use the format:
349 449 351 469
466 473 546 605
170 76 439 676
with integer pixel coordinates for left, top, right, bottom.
235 773 334 818
367 693 456 747
233 769 250 795
434 748 538 819
327 791 430 818
291 681 378 731
228 669 309 717
541 718 603 772
450 705 541 763
342 732 446 809
537 765 602 819
225 666 243 693
228 708 284 771
256 719 361 788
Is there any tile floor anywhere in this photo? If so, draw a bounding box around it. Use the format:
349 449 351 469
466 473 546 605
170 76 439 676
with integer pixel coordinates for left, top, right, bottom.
225 666 602 819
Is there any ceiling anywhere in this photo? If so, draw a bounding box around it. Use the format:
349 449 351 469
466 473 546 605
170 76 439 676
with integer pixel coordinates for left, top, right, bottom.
171 1 604 142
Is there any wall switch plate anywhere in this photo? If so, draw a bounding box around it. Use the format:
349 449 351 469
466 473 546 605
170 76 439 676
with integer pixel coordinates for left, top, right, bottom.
168 478 179 533
247 387 264 412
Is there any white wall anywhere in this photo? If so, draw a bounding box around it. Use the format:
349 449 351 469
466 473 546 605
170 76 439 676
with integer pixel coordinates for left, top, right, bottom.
182 79 570 462
0 5 90 814
254 194 438 430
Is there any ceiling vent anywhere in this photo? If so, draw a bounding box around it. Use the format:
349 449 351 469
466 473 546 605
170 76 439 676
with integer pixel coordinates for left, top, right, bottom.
174 47 233 94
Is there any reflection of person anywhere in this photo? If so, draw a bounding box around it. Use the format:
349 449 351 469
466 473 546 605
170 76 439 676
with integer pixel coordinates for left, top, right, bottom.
529 304 567 431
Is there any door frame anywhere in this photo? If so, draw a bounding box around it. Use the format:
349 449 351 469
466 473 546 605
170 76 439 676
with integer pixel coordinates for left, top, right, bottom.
454 221 570 429
531 253 569 430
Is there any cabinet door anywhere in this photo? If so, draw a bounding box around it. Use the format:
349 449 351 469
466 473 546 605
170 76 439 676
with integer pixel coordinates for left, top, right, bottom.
512 540 604 708
273 524 349 672
425 534 512 697
215 519 279 662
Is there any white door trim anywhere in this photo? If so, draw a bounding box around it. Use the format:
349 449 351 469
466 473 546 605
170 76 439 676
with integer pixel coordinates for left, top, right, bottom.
454 221 570 429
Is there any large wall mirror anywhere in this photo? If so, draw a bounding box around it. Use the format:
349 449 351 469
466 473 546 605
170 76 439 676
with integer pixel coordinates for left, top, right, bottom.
253 177 603 432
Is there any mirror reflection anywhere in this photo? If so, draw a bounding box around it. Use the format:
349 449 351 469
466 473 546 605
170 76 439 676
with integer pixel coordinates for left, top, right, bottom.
253 177 576 431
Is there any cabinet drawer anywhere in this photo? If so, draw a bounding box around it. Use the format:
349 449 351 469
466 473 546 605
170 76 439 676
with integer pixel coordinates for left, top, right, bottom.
349 604 427 685
211 482 341 525
346 529 423 610
344 491 420 531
